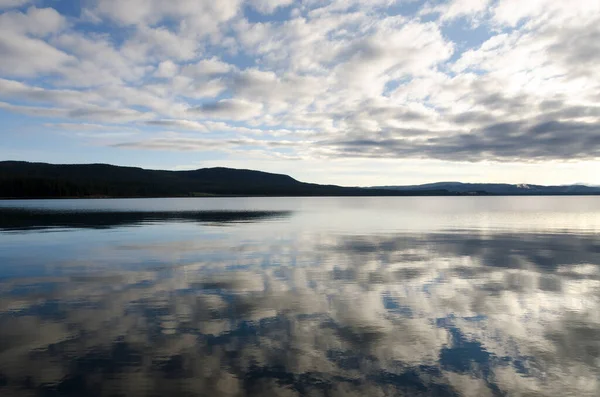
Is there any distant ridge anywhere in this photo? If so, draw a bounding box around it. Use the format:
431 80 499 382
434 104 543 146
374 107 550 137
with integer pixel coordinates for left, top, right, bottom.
370 182 600 195
0 161 446 198
1 161 598 198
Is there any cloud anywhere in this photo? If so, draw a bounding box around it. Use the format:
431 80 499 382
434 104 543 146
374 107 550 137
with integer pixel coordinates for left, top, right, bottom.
154 60 179 78
51 33 147 87
111 137 225 151
422 0 491 22
0 0 599 172
111 134 302 152
491 0 598 28
181 57 235 78
0 101 154 123
189 99 263 120
0 78 96 105
123 26 200 62
0 78 178 121
45 123 135 132
321 117 600 162
0 6 66 36
334 19 453 79
249 0 294 14
88 0 242 37
0 101 69 118
0 34 74 78
44 122 140 138
0 7 71 76
144 119 208 132
68 106 155 123
0 0 32 9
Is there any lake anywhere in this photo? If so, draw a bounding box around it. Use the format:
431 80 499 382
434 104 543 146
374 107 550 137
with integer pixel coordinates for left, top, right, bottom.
0 197 599 396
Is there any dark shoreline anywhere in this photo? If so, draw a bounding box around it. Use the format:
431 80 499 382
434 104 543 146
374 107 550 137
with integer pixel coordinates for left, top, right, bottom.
2 161 599 198
2 193 599 200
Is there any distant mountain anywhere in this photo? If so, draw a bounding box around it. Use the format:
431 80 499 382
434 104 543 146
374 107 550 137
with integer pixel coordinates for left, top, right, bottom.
0 161 447 198
2 162 597 198
370 182 600 195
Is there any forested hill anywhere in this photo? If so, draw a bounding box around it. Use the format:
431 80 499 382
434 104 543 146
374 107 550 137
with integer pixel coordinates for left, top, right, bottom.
3 162 595 198
0 161 446 198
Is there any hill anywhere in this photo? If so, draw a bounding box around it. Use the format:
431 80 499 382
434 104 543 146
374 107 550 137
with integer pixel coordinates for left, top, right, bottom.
370 182 600 195
0 161 446 198
2 162 597 198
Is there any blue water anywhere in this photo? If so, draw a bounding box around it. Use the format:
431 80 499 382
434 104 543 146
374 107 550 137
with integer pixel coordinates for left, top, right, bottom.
0 197 599 396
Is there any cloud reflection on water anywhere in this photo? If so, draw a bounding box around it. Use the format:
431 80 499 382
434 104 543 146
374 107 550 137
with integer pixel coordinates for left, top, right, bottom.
0 228 598 396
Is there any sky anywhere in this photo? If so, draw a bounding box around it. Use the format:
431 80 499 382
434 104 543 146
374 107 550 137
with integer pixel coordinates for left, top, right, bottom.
0 0 599 186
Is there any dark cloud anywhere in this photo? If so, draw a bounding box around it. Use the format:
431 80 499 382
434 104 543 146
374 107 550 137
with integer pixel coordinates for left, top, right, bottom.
451 110 498 125
110 136 300 151
68 106 152 122
541 106 600 121
322 118 600 162
546 22 600 78
477 92 529 113
145 119 188 127
358 104 429 122
193 101 240 113
188 99 262 120
111 138 223 151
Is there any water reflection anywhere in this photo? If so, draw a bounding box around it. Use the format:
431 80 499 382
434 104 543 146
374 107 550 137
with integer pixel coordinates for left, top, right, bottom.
0 209 292 231
0 202 599 396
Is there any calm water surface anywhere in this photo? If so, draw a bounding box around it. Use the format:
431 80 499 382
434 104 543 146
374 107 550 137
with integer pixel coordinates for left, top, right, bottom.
0 197 599 396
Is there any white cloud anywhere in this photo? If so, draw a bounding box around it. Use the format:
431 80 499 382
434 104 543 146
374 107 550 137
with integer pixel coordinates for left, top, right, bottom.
88 0 242 37
450 5 600 105
0 101 69 118
154 61 179 78
123 26 200 62
0 0 32 9
0 32 74 77
441 0 491 21
0 6 66 36
231 68 323 114
0 7 72 77
144 119 208 132
492 0 599 28
90 0 153 25
181 57 235 78
249 0 294 14
45 123 135 132
333 20 453 95
0 0 599 181
68 105 155 123
0 101 154 123
0 78 103 106
52 32 146 86
111 134 305 152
